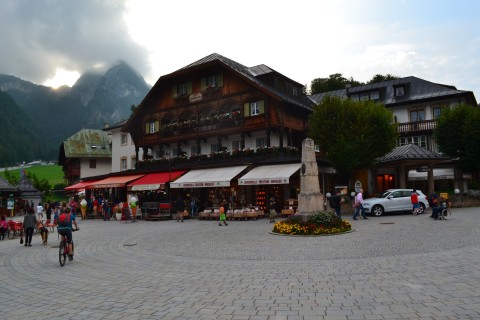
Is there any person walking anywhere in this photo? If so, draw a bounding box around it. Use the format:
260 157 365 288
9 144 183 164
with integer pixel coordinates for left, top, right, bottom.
175 195 184 222
269 196 277 223
23 207 37 247
0 215 8 240
45 201 52 221
353 189 368 220
190 196 197 218
218 202 228 226
329 190 343 219
36 202 44 222
411 189 420 215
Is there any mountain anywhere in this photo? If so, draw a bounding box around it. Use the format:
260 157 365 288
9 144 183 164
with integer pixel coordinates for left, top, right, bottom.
0 62 150 165
0 91 51 165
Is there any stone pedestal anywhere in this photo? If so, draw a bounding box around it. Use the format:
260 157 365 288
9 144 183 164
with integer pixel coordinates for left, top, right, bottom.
297 138 323 218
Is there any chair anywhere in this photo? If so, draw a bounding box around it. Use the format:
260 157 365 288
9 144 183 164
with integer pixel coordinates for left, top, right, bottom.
46 219 56 232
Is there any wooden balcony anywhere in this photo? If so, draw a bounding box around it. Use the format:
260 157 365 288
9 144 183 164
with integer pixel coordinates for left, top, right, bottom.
396 120 436 134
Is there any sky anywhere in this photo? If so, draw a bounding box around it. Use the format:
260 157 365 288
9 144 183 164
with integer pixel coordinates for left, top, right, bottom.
1 0 479 100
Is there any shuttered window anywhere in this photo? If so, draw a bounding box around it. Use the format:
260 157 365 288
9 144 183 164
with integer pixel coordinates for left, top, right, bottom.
243 100 265 116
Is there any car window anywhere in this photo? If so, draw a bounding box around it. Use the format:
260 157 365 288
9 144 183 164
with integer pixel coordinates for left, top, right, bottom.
401 191 411 197
380 191 391 198
391 191 401 198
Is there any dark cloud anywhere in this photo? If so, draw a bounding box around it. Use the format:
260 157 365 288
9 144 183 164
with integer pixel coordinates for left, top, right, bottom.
0 0 149 84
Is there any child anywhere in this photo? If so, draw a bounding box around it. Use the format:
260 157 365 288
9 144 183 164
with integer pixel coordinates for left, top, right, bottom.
218 202 228 226
37 220 49 245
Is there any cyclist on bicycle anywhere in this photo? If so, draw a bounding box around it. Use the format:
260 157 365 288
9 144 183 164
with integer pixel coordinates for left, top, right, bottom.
57 207 78 260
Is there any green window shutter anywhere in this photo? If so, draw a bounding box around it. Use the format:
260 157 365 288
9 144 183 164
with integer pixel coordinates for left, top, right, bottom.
258 100 265 114
145 123 149 134
155 120 159 132
216 73 223 87
244 103 250 117
200 78 207 91
187 81 192 94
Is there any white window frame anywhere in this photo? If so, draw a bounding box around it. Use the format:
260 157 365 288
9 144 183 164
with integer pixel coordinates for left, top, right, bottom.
250 102 260 116
121 134 128 145
410 110 425 122
395 86 405 97
120 158 127 171
149 121 156 134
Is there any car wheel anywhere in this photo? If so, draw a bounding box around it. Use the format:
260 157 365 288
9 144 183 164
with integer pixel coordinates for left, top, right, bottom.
417 203 425 214
372 205 384 216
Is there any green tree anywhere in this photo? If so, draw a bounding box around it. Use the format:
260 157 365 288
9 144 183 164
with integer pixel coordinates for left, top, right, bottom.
434 104 480 172
310 73 363 94
308 96 397 181
367 74 399 84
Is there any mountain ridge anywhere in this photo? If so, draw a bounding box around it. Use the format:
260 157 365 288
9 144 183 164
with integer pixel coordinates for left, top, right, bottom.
0 62 151 165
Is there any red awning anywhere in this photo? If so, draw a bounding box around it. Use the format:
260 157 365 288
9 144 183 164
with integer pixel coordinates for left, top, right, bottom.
64 180 100 191
87 175 144 189
127 171 186 191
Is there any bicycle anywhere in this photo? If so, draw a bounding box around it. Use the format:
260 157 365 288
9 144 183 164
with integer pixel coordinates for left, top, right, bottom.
59 228 78 267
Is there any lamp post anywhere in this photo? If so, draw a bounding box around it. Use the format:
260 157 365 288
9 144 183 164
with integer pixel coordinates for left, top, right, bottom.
454 188 461 207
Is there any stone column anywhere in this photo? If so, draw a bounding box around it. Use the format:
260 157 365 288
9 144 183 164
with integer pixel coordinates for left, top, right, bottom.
297 138 323 218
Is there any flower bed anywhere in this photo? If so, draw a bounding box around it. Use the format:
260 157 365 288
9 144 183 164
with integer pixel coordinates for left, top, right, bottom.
272 211 352 236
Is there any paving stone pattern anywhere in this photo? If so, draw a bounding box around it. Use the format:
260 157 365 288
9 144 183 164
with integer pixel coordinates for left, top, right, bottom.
1 207 480 319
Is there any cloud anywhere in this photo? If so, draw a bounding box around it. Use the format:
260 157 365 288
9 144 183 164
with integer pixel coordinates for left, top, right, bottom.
0 0 149 85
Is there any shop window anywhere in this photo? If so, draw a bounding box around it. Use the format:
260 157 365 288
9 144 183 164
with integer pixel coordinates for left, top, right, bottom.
89 159 96 169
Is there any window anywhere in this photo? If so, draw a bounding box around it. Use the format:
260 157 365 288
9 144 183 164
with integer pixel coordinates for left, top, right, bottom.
232 140 241 151
251 102 260 115
191 145 201 155
201 74 223 91
398 135 427 149
433 107 442 119
349 94 359 101
210 143 220 153
131 156 136 169
370 91 380 100
146 121 158 134
89 159 96 169
120 158 127 171
395 86 405 97
121 134 128 145
360 93 369 101
244 100 265 117
410 110 425 122
256 137 267 148
314 144 320 152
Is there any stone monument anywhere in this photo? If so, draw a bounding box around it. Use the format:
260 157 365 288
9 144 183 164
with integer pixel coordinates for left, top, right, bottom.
297 138 324 218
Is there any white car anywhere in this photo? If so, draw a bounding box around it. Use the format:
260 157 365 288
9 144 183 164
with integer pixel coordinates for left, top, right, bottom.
362 189 429 216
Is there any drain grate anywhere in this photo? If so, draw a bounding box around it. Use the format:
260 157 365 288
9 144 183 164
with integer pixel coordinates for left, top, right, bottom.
379 222 395 224
123 243 137 246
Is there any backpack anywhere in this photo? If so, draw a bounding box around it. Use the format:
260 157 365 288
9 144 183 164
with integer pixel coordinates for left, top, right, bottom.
58 213 71 228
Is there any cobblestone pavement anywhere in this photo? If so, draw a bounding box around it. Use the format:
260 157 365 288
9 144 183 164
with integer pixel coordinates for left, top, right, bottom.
1 207 480 320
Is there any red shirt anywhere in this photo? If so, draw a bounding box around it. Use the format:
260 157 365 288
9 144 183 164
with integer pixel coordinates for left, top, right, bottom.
411 192 419 204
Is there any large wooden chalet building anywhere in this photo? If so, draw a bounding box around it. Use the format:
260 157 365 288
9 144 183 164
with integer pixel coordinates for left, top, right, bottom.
123 53 319 210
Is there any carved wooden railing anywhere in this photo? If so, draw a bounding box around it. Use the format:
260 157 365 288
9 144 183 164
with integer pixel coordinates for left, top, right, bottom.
396 120 437 134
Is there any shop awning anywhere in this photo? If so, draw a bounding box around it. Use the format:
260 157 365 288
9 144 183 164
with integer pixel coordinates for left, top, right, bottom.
408 168 471 181
64 180 100 191
87 174 144 189
238 163 301 185
127 171 186 191
170 166 247 188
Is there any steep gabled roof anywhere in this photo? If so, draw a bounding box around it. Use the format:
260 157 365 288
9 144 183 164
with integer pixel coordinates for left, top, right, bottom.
309 76 477 106
170 53 314 110
62 129 112 158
